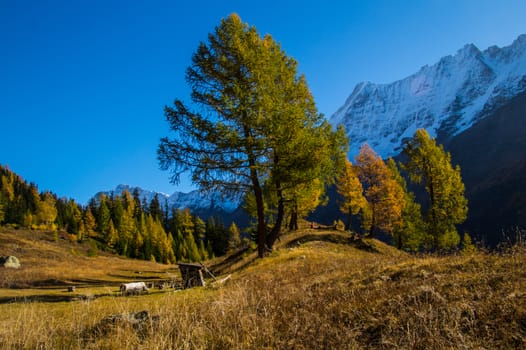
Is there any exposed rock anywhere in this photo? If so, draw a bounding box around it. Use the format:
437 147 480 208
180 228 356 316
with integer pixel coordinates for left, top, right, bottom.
83 310 160 342
0 256 20 269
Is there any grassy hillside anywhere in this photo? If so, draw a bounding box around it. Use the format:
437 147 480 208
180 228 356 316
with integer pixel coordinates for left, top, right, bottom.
0 228 176 298
0 226 525 349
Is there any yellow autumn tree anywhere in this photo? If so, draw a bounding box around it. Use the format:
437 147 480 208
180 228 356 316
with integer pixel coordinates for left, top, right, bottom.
286 178 326 231
336 158 368 231
36 192 57 230
106 219 118 248
228 222 242 251
402 129 468 250
83 207 97 238
354 144 404 237
386 157 425 251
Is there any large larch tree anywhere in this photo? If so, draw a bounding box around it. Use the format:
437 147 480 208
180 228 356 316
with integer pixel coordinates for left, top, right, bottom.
158 14 346 257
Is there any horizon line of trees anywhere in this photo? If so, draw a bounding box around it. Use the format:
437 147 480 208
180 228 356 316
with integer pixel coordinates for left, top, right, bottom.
0 164 242 263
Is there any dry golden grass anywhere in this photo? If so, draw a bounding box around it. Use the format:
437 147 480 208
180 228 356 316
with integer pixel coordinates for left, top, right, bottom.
1 226 525 349
0 228 176 290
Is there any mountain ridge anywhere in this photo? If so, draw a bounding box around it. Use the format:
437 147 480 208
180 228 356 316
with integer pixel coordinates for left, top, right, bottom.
94 184 240 214
330 34 526 158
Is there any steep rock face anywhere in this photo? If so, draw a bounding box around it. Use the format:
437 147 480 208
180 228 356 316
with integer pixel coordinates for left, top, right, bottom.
331 34 526 158
446 90 526 245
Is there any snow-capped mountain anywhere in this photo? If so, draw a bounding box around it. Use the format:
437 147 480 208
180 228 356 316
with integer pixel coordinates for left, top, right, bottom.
95 184 240 214
330 34 526 158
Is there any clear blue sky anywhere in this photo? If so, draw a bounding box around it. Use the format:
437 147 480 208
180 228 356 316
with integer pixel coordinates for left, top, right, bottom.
1 0 525 204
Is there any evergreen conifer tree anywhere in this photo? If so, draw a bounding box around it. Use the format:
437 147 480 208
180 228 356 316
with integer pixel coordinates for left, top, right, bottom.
193 215 206 241
386 158 425 250
36 192 57 230
174 230 185 261
184 231 201 262
228 222 242 250
131 188 144 220
336 158 368 231
0 193 4 224
116 202 135 256
110 195 124 229
83 206 97 238
403 129 468 250
199 239 209 260
158 14 346 257
106 219 118 248
149 194 163 222
96 195 111 235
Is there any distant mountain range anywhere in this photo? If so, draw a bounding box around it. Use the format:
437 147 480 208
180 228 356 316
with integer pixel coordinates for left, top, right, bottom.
330 34 526 158
93 185 247 226
95 184 240 213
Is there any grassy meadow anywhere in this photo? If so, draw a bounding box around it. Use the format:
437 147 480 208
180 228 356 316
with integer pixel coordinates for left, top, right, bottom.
0 227 525 349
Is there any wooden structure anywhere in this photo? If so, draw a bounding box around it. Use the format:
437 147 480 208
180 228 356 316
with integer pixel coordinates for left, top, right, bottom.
177 263 206 288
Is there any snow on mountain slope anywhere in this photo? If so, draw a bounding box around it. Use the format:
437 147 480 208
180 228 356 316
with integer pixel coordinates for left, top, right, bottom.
330 34 526 158
95 184 240 214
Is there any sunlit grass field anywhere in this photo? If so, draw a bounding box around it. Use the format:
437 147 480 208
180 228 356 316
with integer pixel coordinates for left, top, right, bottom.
0 227 525 349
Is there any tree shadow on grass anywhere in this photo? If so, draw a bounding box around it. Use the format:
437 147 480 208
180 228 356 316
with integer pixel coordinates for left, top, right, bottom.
284 233 380 253
209 246 255 276
210 231 381 276
0 293 101 304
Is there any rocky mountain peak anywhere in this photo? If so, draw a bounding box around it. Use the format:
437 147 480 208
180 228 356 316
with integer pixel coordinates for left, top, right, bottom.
330 34 526 158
